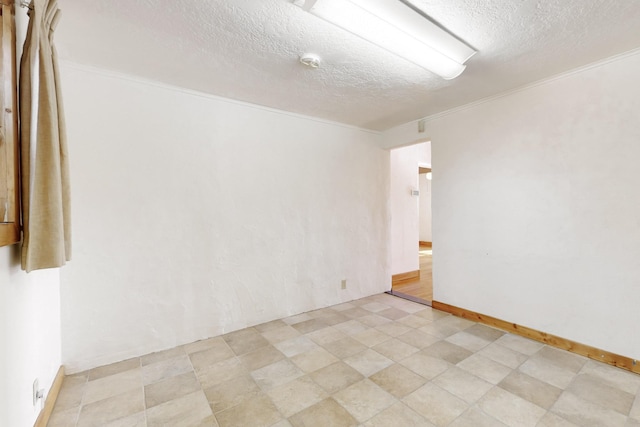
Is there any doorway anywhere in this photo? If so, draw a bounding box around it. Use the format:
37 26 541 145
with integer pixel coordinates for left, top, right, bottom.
387 143 433 305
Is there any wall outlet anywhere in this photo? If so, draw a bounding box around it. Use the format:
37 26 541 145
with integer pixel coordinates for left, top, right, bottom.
341 279 347 290
32 379 39 406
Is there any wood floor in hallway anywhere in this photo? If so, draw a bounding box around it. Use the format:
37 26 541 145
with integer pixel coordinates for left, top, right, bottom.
391 244 433 303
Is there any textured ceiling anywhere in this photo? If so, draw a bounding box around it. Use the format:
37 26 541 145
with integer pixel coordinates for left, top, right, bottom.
55 0 640 131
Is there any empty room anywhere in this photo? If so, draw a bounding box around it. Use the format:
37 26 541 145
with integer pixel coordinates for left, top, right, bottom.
2 0 640 426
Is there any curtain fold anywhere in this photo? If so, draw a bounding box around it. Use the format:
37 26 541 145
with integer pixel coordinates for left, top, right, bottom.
20 0 71 272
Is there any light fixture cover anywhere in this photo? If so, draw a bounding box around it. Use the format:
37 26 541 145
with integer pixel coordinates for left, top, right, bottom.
293 0 476 79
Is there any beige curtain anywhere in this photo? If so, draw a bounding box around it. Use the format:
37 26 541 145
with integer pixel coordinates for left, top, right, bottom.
20 0 70 272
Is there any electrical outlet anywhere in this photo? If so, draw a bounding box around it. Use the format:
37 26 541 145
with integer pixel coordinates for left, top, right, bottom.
32 379 39 406
341 279 347 290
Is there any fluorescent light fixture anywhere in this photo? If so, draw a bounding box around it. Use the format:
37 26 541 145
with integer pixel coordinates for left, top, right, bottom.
293 0 476 79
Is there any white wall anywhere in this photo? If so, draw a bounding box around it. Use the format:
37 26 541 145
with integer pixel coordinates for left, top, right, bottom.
0 5 63 427
418 175 432 242
389 143 426 275
383 50 640 359
0 247 62 427
59 65 390 373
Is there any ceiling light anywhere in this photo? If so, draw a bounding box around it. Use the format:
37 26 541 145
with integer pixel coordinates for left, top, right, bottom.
293 0 476 79
299 53 322 68
426 172 432 180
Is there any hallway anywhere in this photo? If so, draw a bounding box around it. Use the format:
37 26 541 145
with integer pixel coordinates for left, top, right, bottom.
391 243 433 303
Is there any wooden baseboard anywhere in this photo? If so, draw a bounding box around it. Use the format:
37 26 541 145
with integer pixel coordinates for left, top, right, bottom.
34 366 65 427
392 270 420 286
419 241 432 248
432 301 639 375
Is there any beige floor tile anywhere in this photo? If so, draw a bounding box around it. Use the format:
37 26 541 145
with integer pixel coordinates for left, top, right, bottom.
333 379 397 423
308 361 364 394
146 390 213 427
457 354 512 384
477 387 546 427
88 358 141 381
214 393 282 427
274 336 320 358
283 312 314 324
183 337 227 355
196 357 248 389
290 346 338 373
352 328 392 347
567 373 635 415
499 370 562 409
535 346 587 373
494 334 544 356
433 366 493 403
260 325 301 344
48 406 80 427
396 330 440 349
627 418 640 427
270 420 293 427
478 342 529 369
435 315 476 330
204 374 261 413
320 313 350 326
580 360 640 395
343 349 394 377
372 338 419 362
103 411 146 427
53 378 86 412
251 359 304 390
306 326 346 345
238 344 285 371
142 354 193 385
518 356 578 389
385 299 426 314
358 314 392 328
551 391 628 427
536 412 579 427
342 307 371 319
333 319 369 335
463 324 505 342
331 302 356 312
445 331 492 352
448 406 507 427
223 327 269 356
322 337 368 359
421 341 473 365
288 398 358 427
418 322 463 339
141 346 186 366
363 401 434 427
291 318 329 334
77 388 144 427
189 341 235 372
378 307 410 321
83 368 143 405
403 383 468 426
397 314 432 329
414 308 449 322
369 363 427 398
266 375 327 417
375 321 413 337
400 353 450 380
631 393 640 420
361 302 391 313
145 371 201 409
254 319 288 333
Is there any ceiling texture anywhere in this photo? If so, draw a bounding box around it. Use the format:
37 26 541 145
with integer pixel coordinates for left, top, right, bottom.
55 0 640 131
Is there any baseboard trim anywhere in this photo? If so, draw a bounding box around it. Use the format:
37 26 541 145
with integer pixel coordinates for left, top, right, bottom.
34 366 65 427
419 241 432 248
391 270 420 286
432 301 640 375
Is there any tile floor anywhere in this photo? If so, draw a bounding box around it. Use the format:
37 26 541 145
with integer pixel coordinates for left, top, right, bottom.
48 293 640 427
